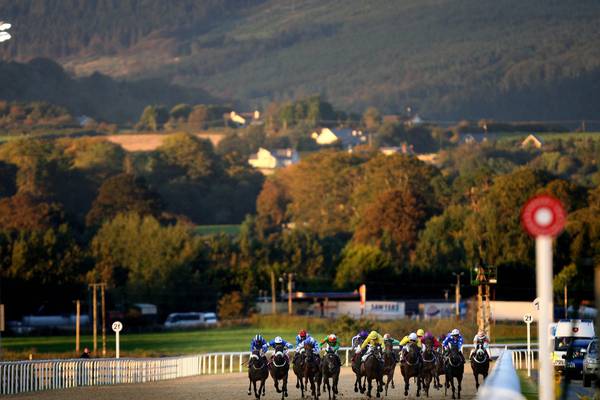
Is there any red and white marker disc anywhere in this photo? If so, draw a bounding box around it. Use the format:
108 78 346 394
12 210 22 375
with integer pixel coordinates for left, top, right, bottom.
521 194 567 237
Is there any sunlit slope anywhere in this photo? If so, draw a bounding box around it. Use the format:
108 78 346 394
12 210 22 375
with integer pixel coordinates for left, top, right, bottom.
2 0 600 119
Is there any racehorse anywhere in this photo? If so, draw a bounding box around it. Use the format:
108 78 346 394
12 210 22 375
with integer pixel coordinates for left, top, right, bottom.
382 341 397 396
293 350 306 398
269 344 290 399
400 342 422 397
321 347 340 400
434 346 445 390
470 344 490 390
444 343 465 399
360 345 384 398
248 349 269 399
419 340 438 397
302 343 322 399
352 348 366 393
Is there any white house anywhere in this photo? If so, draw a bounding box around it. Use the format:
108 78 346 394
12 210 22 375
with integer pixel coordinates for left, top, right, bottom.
521 134 544 149
311 128 367 147
248 148 299 175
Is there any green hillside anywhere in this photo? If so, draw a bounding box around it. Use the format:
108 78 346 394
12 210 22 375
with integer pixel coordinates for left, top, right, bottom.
1 0 600 119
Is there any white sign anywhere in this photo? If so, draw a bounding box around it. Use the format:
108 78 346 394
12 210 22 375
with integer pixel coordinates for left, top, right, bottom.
112 321 123 359
112 321 123 332
523 314 533 324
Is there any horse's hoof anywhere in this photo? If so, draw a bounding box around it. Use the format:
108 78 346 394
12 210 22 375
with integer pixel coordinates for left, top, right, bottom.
354 387 358 393
248 391 251 396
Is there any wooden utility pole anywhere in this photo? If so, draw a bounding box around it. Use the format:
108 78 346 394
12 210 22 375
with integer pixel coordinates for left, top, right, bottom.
453 272 463 320
92 285 97 354
89 283 107 356
101 285 106 356
270 270 277 315
287 274 293 316
75 300 80 353
564 284 568 319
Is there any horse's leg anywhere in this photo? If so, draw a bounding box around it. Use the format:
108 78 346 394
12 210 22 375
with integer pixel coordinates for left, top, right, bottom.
451 377 456 400
361 375 367 393
457 376 462 399
354 374 359 393
333 371 339 395
248 378 252 396
284 373 289 399
367 377 372 398
252 380 258 399
416 374 421 397
474 371 479 390
404 373 410 397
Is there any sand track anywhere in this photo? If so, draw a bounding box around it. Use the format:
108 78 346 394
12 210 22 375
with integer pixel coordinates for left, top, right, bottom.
10 365 484 400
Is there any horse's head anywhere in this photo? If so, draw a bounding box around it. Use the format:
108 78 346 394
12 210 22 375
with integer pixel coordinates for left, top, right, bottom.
474 348 487 362
404 342 421 364
303 342 313 352
448 344 464 365
250 350 264 368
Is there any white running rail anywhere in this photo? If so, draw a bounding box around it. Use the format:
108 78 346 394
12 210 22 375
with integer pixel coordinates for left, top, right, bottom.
476 350 526 400
0 343 530 395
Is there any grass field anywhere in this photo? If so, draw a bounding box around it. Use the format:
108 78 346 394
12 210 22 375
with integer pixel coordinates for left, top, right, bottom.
496 131 600 143
1 327 323 360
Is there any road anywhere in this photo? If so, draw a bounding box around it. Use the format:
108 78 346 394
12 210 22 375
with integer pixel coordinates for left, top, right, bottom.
530 370 596 400
9 365 484 400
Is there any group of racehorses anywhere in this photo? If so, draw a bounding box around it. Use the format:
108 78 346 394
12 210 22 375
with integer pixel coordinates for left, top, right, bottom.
247 335 490 400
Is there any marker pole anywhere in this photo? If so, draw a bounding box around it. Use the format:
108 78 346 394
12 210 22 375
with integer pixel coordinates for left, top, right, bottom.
536 235 554 400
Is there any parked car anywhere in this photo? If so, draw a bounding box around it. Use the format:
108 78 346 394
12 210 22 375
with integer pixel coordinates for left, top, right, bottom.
583 339 598 387
563 338 594 378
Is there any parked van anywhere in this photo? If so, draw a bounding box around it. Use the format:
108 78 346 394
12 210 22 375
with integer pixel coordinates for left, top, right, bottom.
552 319 595 372
164 312 219 329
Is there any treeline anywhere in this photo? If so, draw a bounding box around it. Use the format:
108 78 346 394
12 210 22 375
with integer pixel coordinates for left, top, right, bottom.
0 59 217 123
1 131 598 322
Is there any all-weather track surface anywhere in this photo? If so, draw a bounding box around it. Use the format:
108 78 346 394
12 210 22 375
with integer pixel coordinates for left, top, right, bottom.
8 365 483 400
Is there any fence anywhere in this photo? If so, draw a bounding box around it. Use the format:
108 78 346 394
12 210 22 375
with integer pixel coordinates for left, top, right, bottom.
476 350 526 400
0 343 529 396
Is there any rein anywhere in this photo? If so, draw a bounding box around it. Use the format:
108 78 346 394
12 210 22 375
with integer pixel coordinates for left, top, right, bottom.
472 351 489 364
422 350 436 363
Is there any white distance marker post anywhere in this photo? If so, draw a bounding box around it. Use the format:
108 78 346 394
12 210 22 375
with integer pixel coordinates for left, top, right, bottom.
112 321 123 359
523 313 533 377
521 195 566 400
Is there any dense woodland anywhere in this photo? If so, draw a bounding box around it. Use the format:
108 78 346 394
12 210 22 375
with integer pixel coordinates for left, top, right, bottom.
0 118 598 321
2 0 600 119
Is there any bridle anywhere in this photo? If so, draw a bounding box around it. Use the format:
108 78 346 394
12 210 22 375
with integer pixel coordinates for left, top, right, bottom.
472 349 488 364
272 351 288 368
403 344 421 366
250 353 265 369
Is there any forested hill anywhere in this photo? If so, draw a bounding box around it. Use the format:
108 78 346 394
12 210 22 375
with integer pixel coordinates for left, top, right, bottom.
0 58 218 123
1 0 600 120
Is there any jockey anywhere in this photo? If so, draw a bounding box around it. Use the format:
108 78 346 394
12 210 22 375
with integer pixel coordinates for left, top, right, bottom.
383 333 400 363
351 330 369 352
383 333 400 347
250 334 268 354
321 333 340 353
295 329 310 347
359 330 385 362
443 328 465 362
250 334 268 362
399 332 422 348
298 334 320 355
399 332 421 361
422 331 442 351
471 330 490 358
269 336 293 362
321 334 341 367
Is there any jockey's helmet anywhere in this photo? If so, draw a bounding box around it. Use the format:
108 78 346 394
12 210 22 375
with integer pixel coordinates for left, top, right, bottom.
383 333 391 340
299 329 307 338
423 331 433 339
408 332 418 341
367 331 379 340
416 329 425 337
451 328 460 336
328 334 337 342
254 334 264 342
359 330 368 338
274 336 283 344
